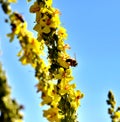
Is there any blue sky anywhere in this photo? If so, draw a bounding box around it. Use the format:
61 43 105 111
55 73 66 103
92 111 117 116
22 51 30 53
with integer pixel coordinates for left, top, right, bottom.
0 0 120 122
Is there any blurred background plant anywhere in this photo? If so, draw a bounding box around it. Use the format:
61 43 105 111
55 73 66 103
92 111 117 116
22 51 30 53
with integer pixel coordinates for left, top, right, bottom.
107 91 120 122
0 63 24 122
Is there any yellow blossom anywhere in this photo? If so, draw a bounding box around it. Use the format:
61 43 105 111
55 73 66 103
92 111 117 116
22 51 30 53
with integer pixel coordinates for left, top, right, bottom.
36 80 47 92
57 52 70 68
29 1 40 13
58 81 76 96
33 7 61 34
58 40 70 51
70 90 84 109
41 92 52 105
114 111 120 119
39 14 60 34
57 27 68 40
19 56 27 65
47 82 61 107
17 50 23 57
43 107 62 122
55 68 73 81
45 0 53 7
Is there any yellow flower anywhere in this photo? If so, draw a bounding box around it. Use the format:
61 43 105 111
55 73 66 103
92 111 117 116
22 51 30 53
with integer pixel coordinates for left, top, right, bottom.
40 14 60 34
58 81 76 96
57 52 70 68
55 68 73 81
34 7 60 34
57 57 69 69
17 50 23 57
41 92 52 105
34 15 51 34
40 7 53 15
40 82 58 106
51 93 61 107
58 40 70 51
19 49 37 66
29 1 40 13
45 0 53 7
57 27 68 40
43 107 62 122
50 15 60 28
114 111 120 119
47 83 61 107
19 56 27 65
70 90 84 109
27 38 44 54
36 81 46 92
55 67 64 79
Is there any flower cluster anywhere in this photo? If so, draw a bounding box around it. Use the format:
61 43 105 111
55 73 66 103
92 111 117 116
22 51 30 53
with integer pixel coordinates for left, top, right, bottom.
29 1 83 121
107 91 120 122
1 0 83 121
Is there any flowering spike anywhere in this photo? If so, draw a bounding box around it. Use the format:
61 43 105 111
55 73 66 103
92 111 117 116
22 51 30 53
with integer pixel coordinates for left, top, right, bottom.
1 0 83 121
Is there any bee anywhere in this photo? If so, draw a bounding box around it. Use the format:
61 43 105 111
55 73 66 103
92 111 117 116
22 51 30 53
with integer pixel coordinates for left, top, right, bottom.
14 13 24 22
66 58 78 67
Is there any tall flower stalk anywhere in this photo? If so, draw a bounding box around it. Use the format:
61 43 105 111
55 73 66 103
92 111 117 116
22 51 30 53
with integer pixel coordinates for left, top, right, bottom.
29 1 84 121
1 0 83 121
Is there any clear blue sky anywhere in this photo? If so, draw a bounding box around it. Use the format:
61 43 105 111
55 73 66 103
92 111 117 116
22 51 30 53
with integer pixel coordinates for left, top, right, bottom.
0 0 120 122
